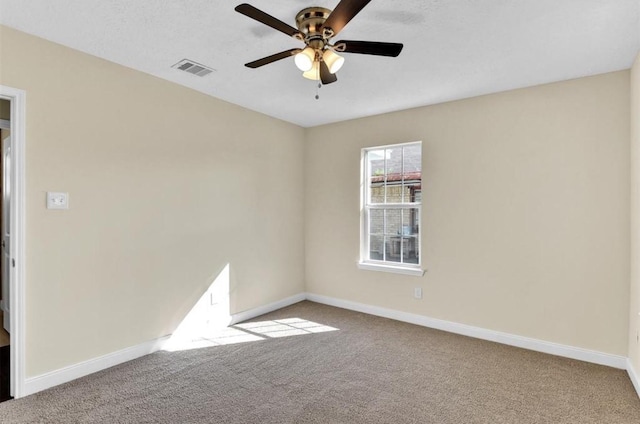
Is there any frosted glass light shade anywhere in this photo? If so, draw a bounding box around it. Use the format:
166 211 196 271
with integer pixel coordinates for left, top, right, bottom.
323 49 345 74
294 47 315 72
302 61 320 80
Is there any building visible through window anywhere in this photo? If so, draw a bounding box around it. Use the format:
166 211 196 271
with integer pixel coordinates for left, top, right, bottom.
361 142 422 270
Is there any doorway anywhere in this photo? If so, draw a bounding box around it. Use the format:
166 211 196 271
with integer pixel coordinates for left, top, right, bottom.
0 85 26 399
0 99 10 402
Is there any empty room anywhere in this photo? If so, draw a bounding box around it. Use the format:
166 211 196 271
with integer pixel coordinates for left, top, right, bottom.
0 0 640 422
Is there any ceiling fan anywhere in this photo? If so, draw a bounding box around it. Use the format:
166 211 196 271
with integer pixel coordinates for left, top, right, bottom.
235 0 403 85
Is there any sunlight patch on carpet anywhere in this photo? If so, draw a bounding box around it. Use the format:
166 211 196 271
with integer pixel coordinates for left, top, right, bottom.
164 318 338 351
235 318 339 338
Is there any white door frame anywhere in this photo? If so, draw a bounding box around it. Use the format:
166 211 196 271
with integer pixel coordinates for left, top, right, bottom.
0 85 26 399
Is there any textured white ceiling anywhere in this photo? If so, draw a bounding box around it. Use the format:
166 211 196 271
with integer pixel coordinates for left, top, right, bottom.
1 0 639 127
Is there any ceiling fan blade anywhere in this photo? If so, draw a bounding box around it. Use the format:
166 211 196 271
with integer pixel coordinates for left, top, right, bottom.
322 0 372 37
320 61 338 85
335 40 404 57
235 3 301 38
245 49 301 68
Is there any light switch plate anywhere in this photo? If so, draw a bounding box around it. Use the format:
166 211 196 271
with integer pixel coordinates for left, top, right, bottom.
47 192 69 209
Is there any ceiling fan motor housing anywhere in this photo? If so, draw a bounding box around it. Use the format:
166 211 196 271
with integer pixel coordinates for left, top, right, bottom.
296 7 332 50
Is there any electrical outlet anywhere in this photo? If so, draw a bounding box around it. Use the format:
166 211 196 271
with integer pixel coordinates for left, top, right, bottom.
414 287 422 299
47 192 69 209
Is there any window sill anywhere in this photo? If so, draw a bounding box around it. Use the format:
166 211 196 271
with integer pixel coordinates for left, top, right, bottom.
357 262 425 277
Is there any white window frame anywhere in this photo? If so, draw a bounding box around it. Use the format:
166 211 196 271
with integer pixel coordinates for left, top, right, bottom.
359 141 425 276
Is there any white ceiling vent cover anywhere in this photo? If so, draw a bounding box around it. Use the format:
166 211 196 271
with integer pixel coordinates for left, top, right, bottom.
172 59 215 77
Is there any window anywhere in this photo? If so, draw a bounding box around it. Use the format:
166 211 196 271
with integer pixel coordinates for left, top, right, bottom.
359 142 424 276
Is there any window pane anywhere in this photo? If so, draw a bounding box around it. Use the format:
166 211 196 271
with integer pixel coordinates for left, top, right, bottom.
370 184 385 204
402 144 421 174
385 209 402 263
369 209 384 261
385 147 402 203
369 209 384 236
403 207 420 263
385 147 402 179
369 234 384 261
368 149 386 204
384 209 402 235
385 235 402 263
401 237 419 264
386 184 403 203
402 143 421 203
402 209 412 235
412 197 421 234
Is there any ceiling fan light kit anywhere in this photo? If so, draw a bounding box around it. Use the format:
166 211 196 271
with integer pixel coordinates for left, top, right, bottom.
235 0 403 85
323 49 345 74
295 47 316 72
303 61 321 81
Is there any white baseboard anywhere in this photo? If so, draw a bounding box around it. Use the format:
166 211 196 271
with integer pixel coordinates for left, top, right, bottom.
306 293 628 370
21 292 307 397
20 291 631 398
229 293 307 325
23 335 170 397
628 360 640 399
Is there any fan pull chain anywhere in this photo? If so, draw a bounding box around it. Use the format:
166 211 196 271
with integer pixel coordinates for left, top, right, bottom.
315 62 321 100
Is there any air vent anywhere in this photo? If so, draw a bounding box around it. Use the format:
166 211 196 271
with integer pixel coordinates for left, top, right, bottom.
172 59 215 77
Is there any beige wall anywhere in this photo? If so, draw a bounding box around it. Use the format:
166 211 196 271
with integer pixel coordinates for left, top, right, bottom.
630 51 640 372
0 23 634 379
306 71 630 356
0 26 306 376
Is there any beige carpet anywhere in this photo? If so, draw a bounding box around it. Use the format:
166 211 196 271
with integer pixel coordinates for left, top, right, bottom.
0 301 638 423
